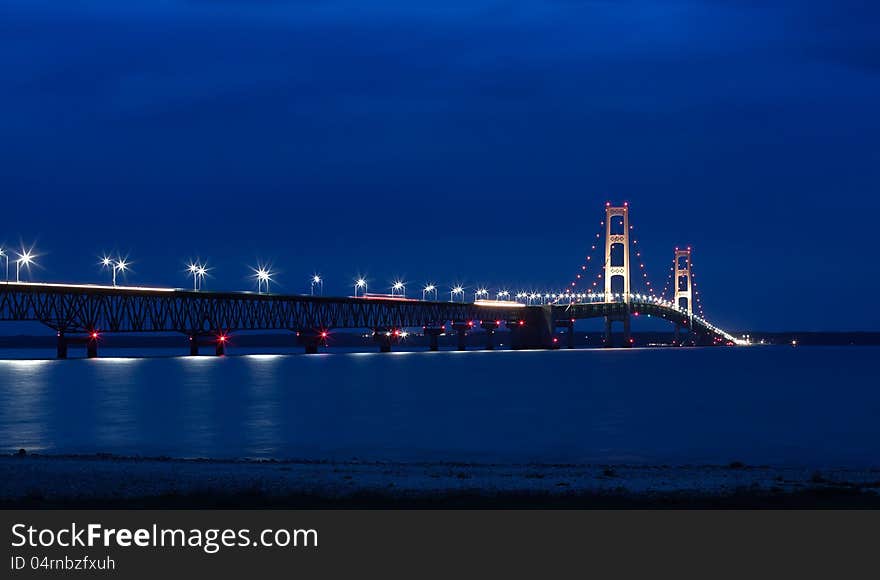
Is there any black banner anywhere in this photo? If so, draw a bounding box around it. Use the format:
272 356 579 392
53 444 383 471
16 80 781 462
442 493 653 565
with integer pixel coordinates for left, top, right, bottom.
2 510 877 577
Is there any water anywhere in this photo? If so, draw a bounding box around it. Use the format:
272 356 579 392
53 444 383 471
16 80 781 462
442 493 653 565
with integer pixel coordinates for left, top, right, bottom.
0 346 878 468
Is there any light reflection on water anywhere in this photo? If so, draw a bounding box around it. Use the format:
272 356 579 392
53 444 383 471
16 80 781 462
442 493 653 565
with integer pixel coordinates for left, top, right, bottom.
0 359 52 452
0 347 878 468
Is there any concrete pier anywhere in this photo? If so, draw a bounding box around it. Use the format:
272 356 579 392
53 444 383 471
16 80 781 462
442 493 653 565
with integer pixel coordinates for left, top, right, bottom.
480 320 499 350
86 334 99 358
298 330 328 354
373 328 398 352
56 333 68 359
451 321 471 351
423 325 444 351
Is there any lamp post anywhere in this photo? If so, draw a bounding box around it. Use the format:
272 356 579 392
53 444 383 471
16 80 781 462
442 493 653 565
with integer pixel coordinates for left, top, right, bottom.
311 274 323 296
422 284 437 301
100 256 128 287
354 278 367 297
16 249 35 283
187 261 208 290
0 248 8 283
253 267 272 294
391 281 405 297
450 285 464 302
474 288 488 301
188 263 200 290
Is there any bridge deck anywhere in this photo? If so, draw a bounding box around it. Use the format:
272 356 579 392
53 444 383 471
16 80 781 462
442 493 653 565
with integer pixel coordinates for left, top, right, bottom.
0 282 741 345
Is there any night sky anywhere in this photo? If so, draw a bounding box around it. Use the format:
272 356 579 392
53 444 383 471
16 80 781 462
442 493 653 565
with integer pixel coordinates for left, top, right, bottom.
1 1 878 331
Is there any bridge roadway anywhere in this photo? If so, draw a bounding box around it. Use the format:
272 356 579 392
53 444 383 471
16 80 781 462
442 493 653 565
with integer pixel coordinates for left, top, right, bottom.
0 282 741 357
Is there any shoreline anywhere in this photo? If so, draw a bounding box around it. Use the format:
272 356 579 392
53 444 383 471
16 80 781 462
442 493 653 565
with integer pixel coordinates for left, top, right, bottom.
3 453 879 508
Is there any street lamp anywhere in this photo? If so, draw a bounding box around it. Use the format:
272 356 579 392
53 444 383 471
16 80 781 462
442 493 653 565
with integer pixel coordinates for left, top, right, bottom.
15 249 36 283
422 284 437 301
497 290 510 301
253 266 272 294
391 280 405 297
311 274 323 296
187 261 208 290
0 247 8 283
100 255 128 287
450 285 464 302
474 288 488 301
354 278 367 297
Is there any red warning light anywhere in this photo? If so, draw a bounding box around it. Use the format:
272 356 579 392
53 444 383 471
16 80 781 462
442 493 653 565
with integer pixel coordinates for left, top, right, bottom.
218 335 227 342
90 332 98 339
320 331 328 339
519 320 525 326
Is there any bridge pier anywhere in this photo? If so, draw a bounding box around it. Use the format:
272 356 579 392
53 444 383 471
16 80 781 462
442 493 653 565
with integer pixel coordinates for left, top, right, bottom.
480 321 500 350
215 336 226 356
373 328 398 353
424 326 444 351
189 335 199 356
451 321 471 351
56 333 68 359
554 319 576 349
298 330 328 354
510 307 554 350
87 334 99 358
604 311 632 348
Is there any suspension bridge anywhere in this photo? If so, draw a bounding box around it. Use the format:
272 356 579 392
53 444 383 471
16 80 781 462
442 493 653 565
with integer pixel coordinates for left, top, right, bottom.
0 203 746 358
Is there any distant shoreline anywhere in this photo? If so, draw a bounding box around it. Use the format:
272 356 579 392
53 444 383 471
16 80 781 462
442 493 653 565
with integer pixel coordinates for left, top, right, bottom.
3 453 879 508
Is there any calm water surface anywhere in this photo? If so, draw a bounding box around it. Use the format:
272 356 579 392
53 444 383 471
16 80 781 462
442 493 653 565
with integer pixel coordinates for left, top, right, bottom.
0 347 877 468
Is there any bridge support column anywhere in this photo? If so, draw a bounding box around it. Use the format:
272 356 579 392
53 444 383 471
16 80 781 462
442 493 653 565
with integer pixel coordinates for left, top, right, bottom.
189 335 199 356
480 321 499 350
604 317 612 347
604 306 631 348
424 326 444 351
555 318 576 349
451 321 471 351
373 329 398 353
298 330 328 354
86 334 98 359
511 307 554 350
56 333 68 359
215 337 226 356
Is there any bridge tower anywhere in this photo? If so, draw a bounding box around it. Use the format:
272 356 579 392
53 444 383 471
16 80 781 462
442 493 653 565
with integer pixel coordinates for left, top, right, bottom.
673 247 693 345
673 247 693 315
603 204 631 303
603 203 632 346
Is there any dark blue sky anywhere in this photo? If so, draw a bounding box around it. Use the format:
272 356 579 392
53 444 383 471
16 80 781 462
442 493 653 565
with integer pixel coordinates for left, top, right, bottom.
1 1 878 331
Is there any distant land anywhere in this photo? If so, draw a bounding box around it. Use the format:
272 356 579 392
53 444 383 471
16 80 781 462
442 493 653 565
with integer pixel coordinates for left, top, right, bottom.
0 331 878 349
